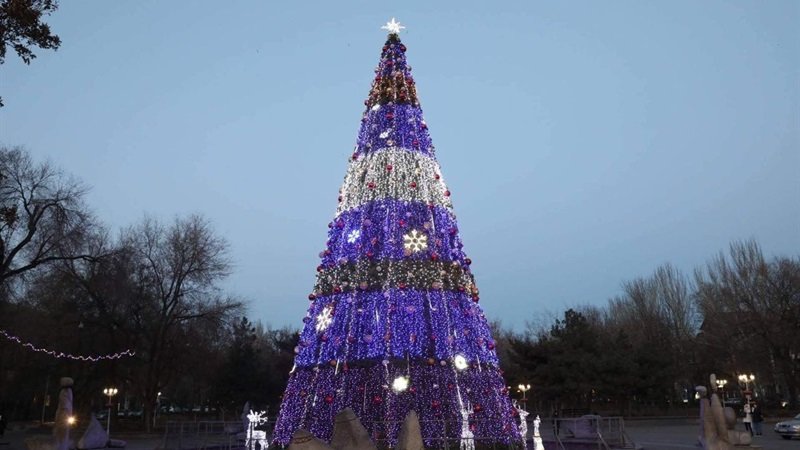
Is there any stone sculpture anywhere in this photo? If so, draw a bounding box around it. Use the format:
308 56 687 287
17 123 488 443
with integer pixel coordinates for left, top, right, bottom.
697 374 753 450
330 409 377 450
288 429 334 450
53 377 74 450
77 414 108 449
396 411 423 450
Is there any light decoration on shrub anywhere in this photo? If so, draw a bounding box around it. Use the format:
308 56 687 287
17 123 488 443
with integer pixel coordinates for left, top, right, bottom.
403 229 428 253
315 305 334 332
0 329 135 361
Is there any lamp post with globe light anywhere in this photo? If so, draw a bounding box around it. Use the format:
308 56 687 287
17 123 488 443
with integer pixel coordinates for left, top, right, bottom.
103 388 118 442
715 379 728 402
518 384 531 411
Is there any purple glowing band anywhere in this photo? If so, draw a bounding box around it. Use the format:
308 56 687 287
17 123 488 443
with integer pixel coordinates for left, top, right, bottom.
272 362 520 447
355 104 434 157
321 200 467 267
295 289 497 367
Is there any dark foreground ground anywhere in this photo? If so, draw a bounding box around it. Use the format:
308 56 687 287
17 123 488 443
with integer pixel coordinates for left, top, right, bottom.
625 418 796 450
0 418 797 450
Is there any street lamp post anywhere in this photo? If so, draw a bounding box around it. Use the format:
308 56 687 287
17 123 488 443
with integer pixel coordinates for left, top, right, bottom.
103 387 118 442
738 374 755 391
715 379 728 402
518 384 531 411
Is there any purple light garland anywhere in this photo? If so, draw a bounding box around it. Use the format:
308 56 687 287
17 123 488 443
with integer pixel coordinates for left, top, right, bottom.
273 362 520 447
0 329 136 362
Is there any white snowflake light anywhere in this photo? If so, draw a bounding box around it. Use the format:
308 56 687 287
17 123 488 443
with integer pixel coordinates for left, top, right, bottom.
316 305 334 332
379 130 390 139
403 230 428 253
454 354 468 371
392 375 410 392
347 229 361 243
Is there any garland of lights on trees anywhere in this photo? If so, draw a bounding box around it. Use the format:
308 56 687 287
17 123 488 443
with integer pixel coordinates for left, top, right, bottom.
0 329 135 362
272 19 521 447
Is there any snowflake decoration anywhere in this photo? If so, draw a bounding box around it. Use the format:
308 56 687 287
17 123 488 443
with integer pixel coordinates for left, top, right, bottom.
379 130 390 139
316 305 334 332
403 230 428 253
347 229 361 243
392 375 410 392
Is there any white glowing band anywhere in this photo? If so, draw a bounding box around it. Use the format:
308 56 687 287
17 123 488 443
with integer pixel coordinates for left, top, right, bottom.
335 148 453 217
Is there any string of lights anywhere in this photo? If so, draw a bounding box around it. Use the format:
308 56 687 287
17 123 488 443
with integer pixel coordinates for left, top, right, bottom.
0 329 135 362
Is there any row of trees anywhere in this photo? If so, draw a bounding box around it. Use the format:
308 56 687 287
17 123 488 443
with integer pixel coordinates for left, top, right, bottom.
0 147 255 429
498 242 800 415
2 146 797 428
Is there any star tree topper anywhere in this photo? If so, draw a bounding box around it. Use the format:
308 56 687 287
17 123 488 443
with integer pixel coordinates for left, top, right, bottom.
381 18 405 35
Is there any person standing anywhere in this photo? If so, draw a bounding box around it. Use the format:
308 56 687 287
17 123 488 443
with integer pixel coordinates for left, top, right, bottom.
751 403 763 436
742 402 753 436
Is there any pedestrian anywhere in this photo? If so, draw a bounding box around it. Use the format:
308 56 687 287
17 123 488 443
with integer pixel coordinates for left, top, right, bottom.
751 403 763 436
742 402 753 436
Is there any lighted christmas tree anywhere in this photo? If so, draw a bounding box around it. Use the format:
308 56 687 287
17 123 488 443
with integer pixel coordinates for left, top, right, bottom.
273 19 520 447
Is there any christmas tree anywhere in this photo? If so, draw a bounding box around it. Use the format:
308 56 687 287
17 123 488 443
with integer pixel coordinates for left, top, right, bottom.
273 19 520 447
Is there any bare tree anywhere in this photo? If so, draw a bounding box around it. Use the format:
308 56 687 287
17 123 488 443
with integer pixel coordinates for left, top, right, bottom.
122 214 243 430
0 146 94 292
695 240 800 408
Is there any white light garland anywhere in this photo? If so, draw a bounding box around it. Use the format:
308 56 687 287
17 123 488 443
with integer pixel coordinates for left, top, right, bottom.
336 148 452 217
0 329 135 362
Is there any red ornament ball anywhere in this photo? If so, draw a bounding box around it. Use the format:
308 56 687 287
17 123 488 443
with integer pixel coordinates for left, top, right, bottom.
325 394 334 404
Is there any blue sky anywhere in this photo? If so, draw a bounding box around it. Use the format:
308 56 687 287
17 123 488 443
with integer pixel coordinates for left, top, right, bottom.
2 1 798 330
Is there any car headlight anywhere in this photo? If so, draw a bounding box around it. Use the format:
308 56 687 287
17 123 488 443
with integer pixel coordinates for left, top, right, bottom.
792 425 800 430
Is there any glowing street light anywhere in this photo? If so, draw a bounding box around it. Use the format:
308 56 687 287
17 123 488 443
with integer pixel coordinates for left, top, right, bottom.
738 374 755 390
67 416 77 426
715 379 728 401
518 383 531 410
103 387 118 442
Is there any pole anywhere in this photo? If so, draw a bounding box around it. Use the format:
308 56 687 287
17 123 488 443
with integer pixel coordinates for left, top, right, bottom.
40 377 49 425
107 400 112 443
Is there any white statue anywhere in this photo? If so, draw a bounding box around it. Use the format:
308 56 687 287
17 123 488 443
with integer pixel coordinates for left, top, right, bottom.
53 377 74 450
533 416 545 450
514 400 529 447
459 401 474 450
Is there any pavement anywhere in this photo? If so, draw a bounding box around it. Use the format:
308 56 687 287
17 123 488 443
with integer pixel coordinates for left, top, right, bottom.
625 418 798 450
1 418 797 450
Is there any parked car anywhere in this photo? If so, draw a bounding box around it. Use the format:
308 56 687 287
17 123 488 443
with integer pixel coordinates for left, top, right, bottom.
774 413 800 440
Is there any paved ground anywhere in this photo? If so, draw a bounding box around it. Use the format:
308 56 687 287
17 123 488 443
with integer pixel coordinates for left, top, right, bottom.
625 419 798 450
1 418 797 449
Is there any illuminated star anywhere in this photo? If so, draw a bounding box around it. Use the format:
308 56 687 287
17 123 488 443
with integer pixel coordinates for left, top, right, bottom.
381 18 405 35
